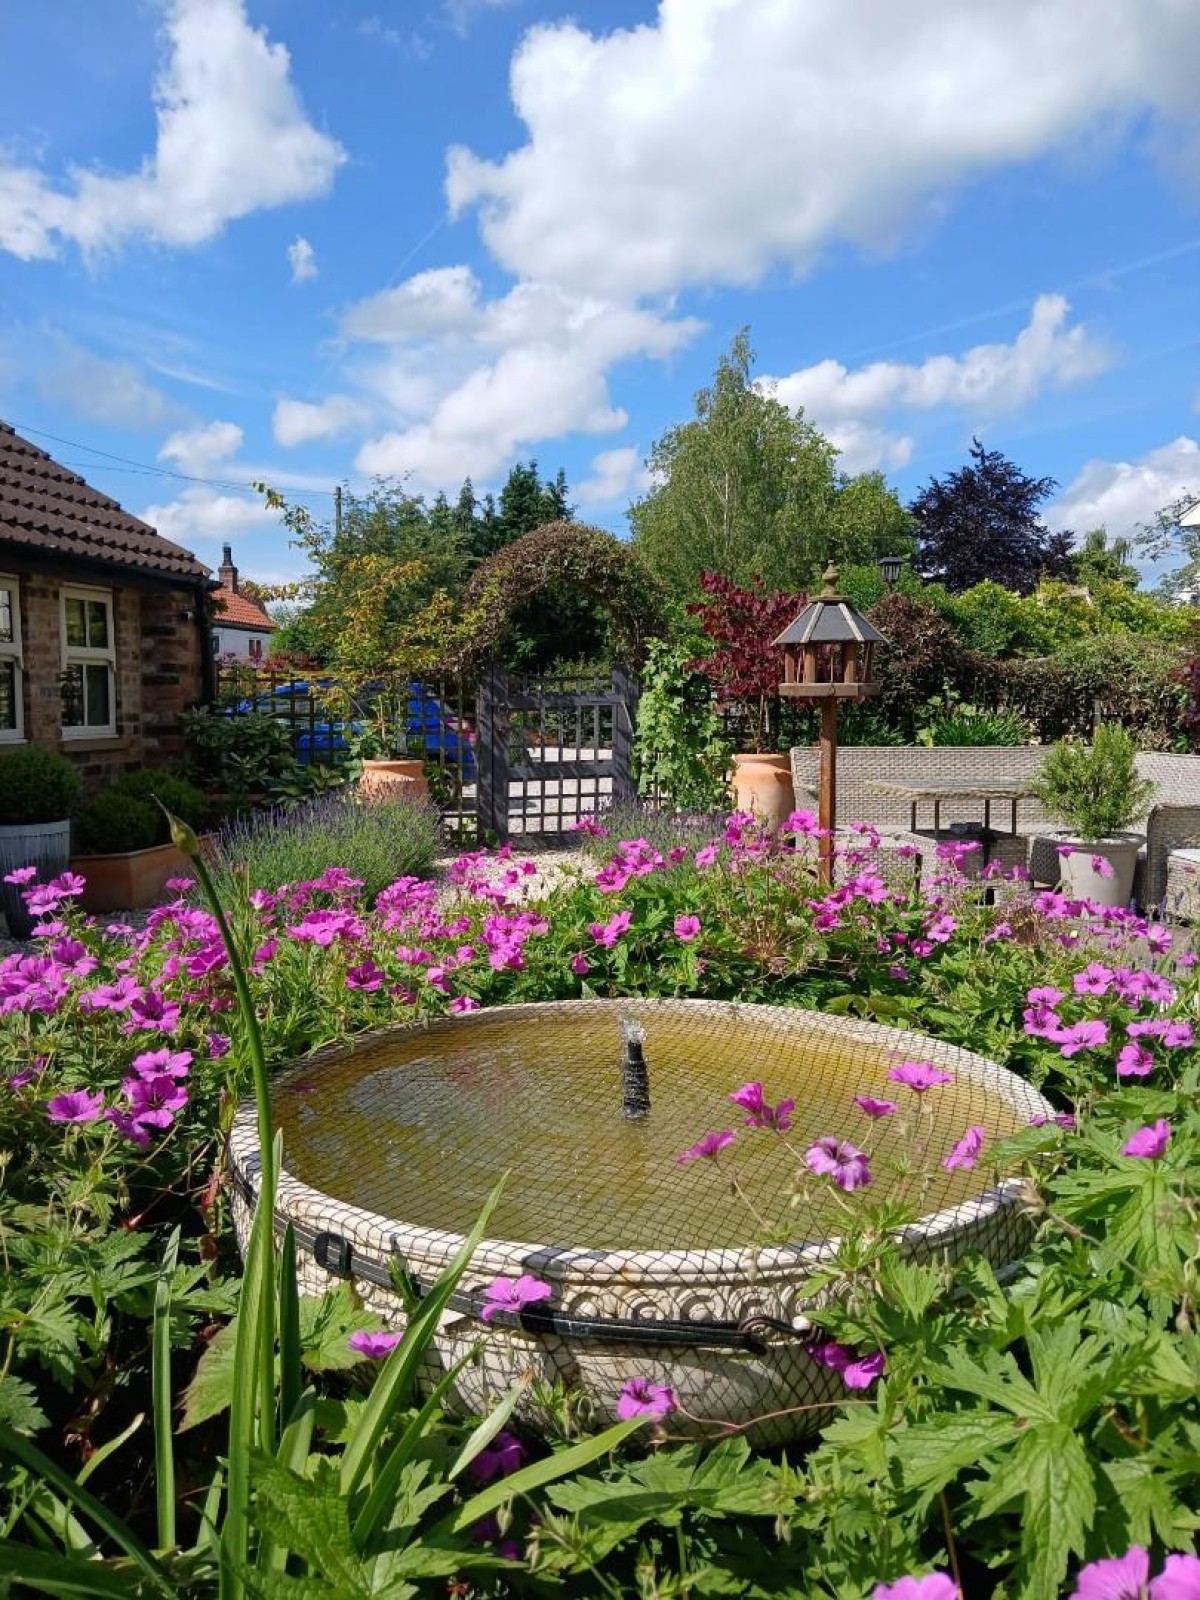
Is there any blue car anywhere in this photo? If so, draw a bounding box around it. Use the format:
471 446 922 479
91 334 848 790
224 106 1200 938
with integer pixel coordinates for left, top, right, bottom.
232 679 477 777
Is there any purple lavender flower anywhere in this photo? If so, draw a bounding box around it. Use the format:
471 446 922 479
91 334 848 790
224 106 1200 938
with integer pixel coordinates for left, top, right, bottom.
468 1429 528 1483
1122 1120 1171 1160
479 1274 553 1323
805 1137 872 1191
811 1340 887 1389
677 1130 735 1164
888 1061 955 1092
1069 1547 1149 1600
615 1377 677 1420
46 1089 105 1124
873 1577 958 1600
854 1096 897 1118
348 1329 402 1359
942 1126 986 1172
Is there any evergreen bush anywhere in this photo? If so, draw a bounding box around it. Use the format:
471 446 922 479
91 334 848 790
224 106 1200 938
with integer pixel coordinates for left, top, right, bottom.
0 746 81 824
1032 723 1157 839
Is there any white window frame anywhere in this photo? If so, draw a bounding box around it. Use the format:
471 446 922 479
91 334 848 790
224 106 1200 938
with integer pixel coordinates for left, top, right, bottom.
0 574 24 744
60 585 117 739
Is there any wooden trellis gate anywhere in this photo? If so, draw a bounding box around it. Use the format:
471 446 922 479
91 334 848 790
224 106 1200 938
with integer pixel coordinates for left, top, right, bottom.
475 666 638 841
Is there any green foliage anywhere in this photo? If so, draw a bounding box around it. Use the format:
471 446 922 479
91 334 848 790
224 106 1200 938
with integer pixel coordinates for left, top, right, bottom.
0 745 81 824
182 708 298 802
75 772 210 854
1033 723 1158 838
634 640 733 809
630 331 910 599
457 520 668 676
916 696 1030 747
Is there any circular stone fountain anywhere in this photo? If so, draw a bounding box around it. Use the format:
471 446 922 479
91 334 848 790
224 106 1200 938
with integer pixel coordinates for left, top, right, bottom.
228 1000 1054 1444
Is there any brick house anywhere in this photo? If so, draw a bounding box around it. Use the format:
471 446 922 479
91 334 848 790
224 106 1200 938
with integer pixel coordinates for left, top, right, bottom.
211 544 276 663
0 420 215 790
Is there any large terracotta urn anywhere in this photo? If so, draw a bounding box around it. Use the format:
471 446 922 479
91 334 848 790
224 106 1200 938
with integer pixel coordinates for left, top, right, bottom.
359 758 429 802
731 753 795 828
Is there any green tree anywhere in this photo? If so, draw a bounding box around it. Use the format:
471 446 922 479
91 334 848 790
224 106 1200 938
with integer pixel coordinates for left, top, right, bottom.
1136 491 1200 599
1069 527 1139 590
469 460 574 562
630 332 910 599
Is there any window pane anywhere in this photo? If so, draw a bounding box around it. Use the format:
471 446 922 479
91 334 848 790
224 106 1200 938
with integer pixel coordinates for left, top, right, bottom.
0 662 16 730
62 663 84 726
86 600 109 649
85 664 111 727
0 587 12 646
64 597 86 648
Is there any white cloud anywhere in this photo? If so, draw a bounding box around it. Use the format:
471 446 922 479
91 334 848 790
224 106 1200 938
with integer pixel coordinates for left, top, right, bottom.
273 395 365 447
288 235 318 282
446 0 1200 300
765 294 1112 471
159 419 244 477
1050 436 1200 537
0 0 345 261
141 485 277 548
574 446 652 507
346 271 700 490
34 336 189 432
445 0 515 37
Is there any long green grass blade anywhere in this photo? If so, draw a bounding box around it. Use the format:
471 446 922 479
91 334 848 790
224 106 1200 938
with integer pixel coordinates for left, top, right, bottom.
75 1417 143 1488
277 1223 301 1437
152 1227 180 1552
219 1174 272 1600
0 1541 147 1598
448 1375 531 1482
0 1427 171 1593
190 1465 224 1561
450 1420 643 1533
339 1176 505 1502
351 1350 475 1551
260 1390 318 1573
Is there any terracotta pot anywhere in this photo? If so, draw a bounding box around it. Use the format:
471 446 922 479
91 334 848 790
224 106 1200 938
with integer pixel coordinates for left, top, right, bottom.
359 758 429 802
1057 833 1142 908
731 753 795 828
70 841 198 913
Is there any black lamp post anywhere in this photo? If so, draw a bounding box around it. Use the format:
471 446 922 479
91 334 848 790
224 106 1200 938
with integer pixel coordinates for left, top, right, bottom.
878 554 903 590
775 565 887 887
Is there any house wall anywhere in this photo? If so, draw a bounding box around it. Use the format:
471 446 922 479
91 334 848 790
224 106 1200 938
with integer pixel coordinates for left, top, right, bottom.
212 622 273 663
13 572 205 792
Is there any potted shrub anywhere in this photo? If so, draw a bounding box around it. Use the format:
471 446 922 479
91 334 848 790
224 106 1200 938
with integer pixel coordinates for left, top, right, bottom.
350 684 429 802
70 770 211 912
1032 723 1156 906
0 747 82 938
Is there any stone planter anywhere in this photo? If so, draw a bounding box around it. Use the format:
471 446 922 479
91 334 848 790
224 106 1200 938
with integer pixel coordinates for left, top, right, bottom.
359 758 429 802
1056 833 1142 908
0 818 72 939
731 753 795 828
70 839 214 913
229 1000 1054 1447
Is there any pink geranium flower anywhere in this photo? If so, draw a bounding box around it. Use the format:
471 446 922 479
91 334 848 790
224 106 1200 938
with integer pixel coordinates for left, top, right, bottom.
811 1341 887 1389
673 914 701 941
569 951 589 977
729 1081 794 1132
589 910 632 948
888 1061 954 1092
3 865 37 884
1089 854 1116 879
678 1130 735 1164
874 1577 958 1600
479 1274 553 1323
805 1137 872 1191
694 843 720 868
942 1126 985 1171
1122 1120 1171 1160
46 1089 105 1124
449 995 480 1013
1116 1042 1154 1079
1073 962 1113 996
469 1429 528 1483
1056 1019 1109 1058
1151 1554 1200 1600
1070 1546 1149 1600
131 1048 192 1080
616 1377 677 1421
105 1108 151 1148
854 1096 897 1118
348 1330 402 1359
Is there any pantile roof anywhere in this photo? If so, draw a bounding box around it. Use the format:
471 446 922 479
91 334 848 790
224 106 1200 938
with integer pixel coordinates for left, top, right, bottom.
0 419 210 583
213 585 275 630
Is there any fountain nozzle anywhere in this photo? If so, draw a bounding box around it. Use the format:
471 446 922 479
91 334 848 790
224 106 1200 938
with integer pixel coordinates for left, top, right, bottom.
619 1014 651 1119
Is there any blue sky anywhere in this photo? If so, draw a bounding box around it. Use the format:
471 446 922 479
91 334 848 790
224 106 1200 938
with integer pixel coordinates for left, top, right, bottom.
1 0 1198 585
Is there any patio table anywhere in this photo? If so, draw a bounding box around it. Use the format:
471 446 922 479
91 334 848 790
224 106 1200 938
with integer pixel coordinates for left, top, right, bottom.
865 776 1037 837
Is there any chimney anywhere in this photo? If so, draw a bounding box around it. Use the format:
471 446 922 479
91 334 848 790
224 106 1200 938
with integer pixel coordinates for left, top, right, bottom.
218 544 238 593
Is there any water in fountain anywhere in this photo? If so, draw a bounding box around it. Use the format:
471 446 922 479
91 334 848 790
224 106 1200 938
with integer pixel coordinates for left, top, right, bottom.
271 1001 1027 1253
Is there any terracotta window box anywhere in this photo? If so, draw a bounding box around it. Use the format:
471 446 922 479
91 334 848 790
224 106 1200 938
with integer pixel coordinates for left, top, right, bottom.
70 838 213 913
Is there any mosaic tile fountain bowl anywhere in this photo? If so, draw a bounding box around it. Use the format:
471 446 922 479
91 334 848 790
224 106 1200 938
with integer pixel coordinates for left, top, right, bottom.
228 999 1054 1444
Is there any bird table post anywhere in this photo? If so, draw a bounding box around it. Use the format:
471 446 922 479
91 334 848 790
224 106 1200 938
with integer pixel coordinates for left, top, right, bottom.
774 565 887 891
